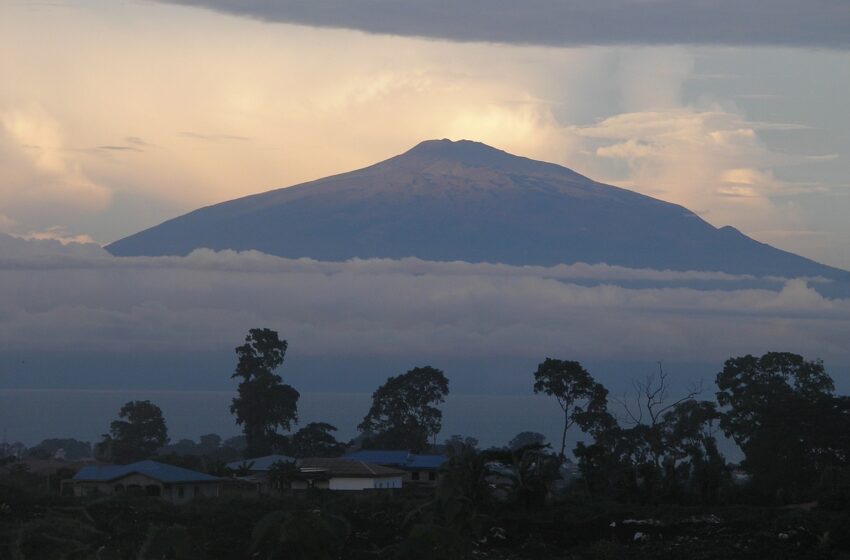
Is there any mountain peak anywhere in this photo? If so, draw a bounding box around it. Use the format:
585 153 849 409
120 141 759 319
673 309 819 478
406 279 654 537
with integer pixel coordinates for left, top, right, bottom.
394 138 578 179
402 138 516 164
106 140 848 283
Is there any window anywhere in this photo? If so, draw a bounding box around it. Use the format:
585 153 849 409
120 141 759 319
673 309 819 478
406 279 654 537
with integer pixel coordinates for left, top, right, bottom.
194 486 200 497
177 487 185 498
411 471 420 481
428 472 436 481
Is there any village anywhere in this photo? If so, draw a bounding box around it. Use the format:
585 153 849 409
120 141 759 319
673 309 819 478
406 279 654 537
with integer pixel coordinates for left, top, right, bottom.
2 332 850 558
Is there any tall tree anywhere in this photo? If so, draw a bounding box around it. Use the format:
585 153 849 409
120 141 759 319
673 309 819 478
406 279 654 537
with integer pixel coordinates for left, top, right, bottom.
358 366 449 452
716 351 848 495
533 358 608 457
230 328 300 458
96 400 168 464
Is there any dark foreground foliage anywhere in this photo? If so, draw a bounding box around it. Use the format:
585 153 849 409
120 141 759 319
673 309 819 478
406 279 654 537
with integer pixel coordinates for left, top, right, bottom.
3 476 850 560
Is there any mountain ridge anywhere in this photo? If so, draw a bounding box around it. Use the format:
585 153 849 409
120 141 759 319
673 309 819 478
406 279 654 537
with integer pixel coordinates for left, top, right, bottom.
107 139 848 281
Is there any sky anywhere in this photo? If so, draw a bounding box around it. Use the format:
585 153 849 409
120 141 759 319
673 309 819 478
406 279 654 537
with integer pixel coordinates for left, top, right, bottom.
1 0 850 401
1 0 849 268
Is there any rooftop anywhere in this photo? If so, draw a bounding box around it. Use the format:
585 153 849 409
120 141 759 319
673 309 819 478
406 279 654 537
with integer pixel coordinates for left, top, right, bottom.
226 454 295 472
344 450 448 470
73 460 220 483
297 457 406 478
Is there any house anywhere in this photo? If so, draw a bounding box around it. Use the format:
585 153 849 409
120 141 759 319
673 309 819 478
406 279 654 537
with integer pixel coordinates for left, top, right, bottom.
71 460 221 503
291 457 405 490
225 454 295 474
224 454 296 496
344 450 447 486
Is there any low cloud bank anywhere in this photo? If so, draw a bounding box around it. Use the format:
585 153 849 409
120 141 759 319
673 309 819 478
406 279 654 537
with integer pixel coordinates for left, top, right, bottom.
1 240 848 384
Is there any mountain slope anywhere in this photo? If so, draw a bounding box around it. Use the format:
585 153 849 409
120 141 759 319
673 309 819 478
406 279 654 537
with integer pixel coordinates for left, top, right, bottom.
107 139 848 280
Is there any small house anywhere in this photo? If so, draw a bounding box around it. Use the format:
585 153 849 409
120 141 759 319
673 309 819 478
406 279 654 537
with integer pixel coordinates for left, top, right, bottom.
291 457 405 490
71 460 221 503
344 450 447 486
225 454 296 495
225 454 295 474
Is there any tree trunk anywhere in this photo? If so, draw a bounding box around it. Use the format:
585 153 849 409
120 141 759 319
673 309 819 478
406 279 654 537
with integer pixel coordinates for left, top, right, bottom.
560 409 569 458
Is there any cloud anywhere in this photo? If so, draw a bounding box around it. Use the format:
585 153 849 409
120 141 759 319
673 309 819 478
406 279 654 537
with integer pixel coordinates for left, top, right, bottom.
0 106 113 232
179 132 250 142
1 3 846 269
19 226 97 246
566 108 829 233
97 145 143 152
1 243 848 386
155 0 850 49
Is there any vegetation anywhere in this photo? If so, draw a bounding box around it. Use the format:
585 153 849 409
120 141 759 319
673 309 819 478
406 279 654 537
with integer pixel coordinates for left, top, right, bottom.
26 438 92 461
95 400 169 464
6 339 850 558
532 358 608 457
358 366 450 452
289 422 344 458
230 328 300 458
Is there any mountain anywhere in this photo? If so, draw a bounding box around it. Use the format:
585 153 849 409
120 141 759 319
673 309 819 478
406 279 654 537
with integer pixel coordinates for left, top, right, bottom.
107 139 848 280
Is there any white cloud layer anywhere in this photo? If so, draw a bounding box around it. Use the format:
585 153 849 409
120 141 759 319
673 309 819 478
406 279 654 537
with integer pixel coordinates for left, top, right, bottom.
2 239 848 381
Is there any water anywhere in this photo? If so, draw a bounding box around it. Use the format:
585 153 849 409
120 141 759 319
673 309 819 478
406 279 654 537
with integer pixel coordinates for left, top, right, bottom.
0 389 575 452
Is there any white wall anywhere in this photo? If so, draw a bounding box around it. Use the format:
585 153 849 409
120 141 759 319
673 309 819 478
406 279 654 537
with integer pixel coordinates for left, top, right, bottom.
328 476 403 490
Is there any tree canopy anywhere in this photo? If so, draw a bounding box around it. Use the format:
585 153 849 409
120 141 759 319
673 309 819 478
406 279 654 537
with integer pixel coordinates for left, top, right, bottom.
358 366 449 452
230 328 300 458
716 351 849 495
290 422 344 458
96 400 169 464
533 358 608 457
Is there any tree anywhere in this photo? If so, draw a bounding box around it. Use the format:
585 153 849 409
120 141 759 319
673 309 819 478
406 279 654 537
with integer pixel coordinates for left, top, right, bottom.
96 400 168 464
443 435 479 454
230 328 300 458
508 432 547 451
716 352 849 496
359 366 449 452
532 358 608 457
28 438 92 461
290 422 344 458
614 364 704 472
573 367 727 503
198 433 222 454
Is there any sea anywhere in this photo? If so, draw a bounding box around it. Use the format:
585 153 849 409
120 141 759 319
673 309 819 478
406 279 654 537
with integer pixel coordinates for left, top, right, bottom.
0 389 579 452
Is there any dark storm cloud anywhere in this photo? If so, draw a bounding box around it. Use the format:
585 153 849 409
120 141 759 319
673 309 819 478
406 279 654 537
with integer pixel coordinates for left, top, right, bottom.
155 0 850 49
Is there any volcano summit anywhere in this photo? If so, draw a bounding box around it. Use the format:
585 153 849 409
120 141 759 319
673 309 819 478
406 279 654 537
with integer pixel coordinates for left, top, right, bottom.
107 139 847 280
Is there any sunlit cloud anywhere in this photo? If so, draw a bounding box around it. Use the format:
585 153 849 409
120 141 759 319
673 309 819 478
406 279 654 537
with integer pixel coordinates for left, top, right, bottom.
567 108 830 233
0 106 112 230
0 1 846 269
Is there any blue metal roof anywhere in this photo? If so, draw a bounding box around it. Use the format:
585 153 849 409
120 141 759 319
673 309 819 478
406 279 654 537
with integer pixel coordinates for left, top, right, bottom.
73 460 220 483
407 454 448 469
345 450 447 470
226 454 295 472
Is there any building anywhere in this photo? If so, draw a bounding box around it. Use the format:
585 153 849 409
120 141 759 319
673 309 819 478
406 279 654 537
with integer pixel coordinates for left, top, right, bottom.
291 457 405 490
344 450 447 486
224 454 296 496
71 460 222 503
225 454 295 474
